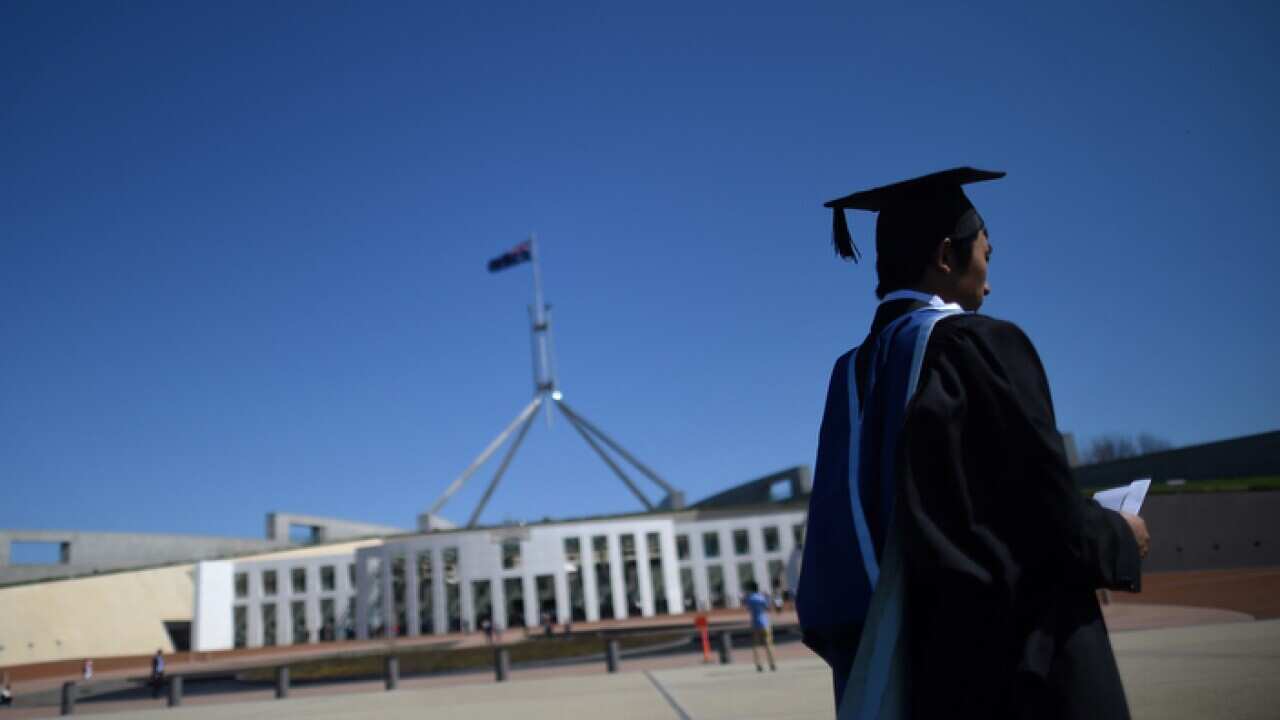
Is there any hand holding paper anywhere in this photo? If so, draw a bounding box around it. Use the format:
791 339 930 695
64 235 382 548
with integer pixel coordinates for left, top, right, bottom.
1092 478 1151 515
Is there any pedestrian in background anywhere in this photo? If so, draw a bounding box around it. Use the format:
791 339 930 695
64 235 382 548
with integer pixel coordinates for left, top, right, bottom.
742 581 777 672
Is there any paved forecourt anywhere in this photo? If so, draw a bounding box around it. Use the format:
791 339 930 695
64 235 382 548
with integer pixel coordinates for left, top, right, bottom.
58 619 1280 720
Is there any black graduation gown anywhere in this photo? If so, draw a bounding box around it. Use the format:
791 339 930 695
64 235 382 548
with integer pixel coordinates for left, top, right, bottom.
804 304 1142 719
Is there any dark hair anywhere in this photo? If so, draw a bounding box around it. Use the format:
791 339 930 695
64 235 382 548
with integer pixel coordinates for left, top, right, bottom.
744 580 759 593
874 231 978 300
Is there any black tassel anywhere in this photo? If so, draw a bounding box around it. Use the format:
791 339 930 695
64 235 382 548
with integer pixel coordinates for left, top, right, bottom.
832 208 860 262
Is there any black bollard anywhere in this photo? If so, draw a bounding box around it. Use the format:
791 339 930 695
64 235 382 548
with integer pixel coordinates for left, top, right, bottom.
275 666 290 699
384 655 399 691
718 631 733 665
494 647 511 682
60 681 75 715
168 676 183 707
605 638 620 673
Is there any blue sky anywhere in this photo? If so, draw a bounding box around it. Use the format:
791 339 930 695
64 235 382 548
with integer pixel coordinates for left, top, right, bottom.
3 1 1278 538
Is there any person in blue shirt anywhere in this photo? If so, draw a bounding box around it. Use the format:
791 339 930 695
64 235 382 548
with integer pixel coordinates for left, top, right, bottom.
742 581 777 672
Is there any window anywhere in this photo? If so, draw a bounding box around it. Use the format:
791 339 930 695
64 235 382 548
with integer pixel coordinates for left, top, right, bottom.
702 532 720 559
291 600 308 644
563 537 581 566
234 572 248 598
621 535 640 617
502 540 522 570
504 577 526 627
593 535 613 619
262 603 277 646
565 537 586 621
367 557 384 637
768 559 785 591
263 570 278 596
472 579 492 630
320 598 336 641
536 574 556 620
233 606 247 648
763 526 781 553
737 562 756 593
417 551 434 634
733 529 750 556
8 540 68 565
444 548 461 632
769 478 793 502
321 565 335 591
291 567 306 594
706 565 726 609
680 567 697 611
647 532 668 614
391 556 407 636
676 534 690 561
793 523 806 548
348 563 355 586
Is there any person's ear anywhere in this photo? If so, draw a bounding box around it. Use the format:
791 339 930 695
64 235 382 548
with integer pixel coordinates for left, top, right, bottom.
934 237 954 275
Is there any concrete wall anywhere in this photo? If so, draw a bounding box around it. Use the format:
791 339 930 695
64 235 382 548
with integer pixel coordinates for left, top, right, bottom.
192 561 234 651
692 466 812 509
265 513 405 543
0 530 281 585
1140 491 1280 572
1074 430 1280 488
0 563 194 666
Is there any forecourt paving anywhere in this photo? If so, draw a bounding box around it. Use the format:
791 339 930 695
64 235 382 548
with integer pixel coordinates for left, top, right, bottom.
56 619 1280 720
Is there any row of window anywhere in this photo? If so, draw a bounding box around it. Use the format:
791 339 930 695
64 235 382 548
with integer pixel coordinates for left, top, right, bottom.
234 563 354 599
233 596 355 648
674 523 804 562
676 558 789 611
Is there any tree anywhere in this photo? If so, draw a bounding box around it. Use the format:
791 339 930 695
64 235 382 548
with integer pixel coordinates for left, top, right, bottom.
1084 433 1174 464
1136 433 1173 454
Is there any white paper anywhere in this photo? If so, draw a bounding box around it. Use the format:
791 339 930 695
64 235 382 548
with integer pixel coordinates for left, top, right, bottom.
1092 478 1151 515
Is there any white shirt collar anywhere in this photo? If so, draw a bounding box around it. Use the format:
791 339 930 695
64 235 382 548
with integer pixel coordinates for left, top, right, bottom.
880 289 948 307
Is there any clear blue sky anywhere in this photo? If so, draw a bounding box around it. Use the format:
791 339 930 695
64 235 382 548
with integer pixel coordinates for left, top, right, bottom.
3 1 1278 538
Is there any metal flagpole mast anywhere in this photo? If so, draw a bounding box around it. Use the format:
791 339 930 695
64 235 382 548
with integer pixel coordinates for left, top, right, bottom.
423 233 685 530
529 234 556 424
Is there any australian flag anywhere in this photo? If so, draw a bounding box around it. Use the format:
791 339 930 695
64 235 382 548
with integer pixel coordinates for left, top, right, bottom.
487 241 532 273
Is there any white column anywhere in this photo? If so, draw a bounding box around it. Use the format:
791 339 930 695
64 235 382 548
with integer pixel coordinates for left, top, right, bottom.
583 536 600 622
608 533 626 619
493 577 509 630
307 564 321 643
661 530 683 615
381 550 395 636
405 549 420 637
554 569 570 623
635 532 655 617
523 573 538 628
276 579 291 645
248 568 263 647
432 548 447 635
461 575 475 633
354 555 370 640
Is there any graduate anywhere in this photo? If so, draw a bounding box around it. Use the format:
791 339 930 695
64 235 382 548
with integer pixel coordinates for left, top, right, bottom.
797 168 1150 719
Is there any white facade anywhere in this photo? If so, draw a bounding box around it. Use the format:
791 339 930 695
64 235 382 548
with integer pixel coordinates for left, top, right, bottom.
192 560 234 651
210 506 806 649
227 552 360 649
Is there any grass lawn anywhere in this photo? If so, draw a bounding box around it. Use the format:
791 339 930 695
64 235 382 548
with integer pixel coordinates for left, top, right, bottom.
238 630 688 683
1083 475 1280 496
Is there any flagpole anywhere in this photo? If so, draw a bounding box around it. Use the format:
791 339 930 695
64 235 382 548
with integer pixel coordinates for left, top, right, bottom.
529 234 554 424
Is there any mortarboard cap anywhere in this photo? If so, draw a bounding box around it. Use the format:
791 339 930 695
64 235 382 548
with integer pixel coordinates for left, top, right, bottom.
824 167 1005 262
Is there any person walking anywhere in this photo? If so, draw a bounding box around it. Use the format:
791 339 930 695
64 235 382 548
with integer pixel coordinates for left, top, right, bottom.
149 649 165 699
743 581 777 672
